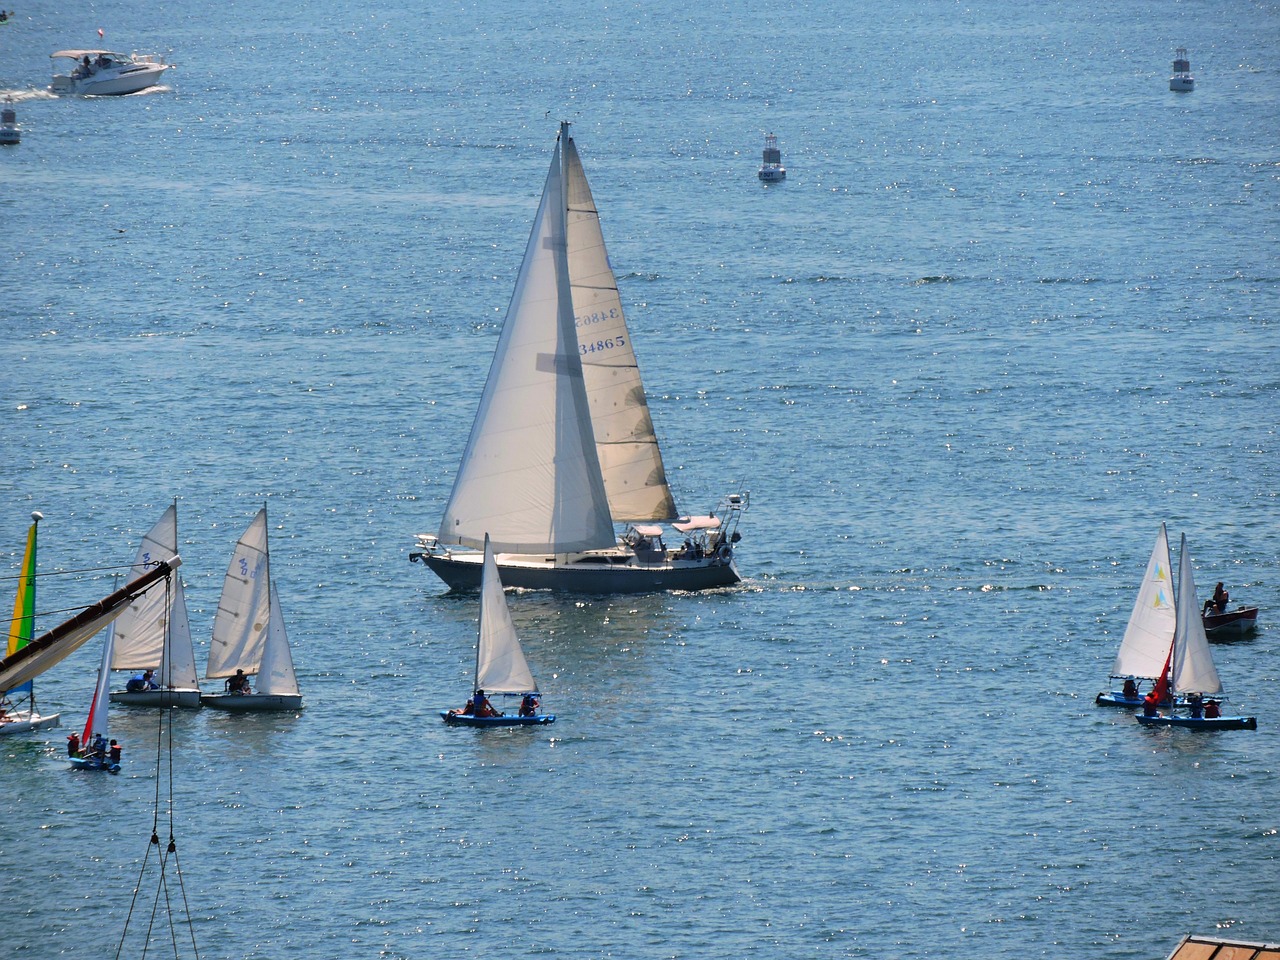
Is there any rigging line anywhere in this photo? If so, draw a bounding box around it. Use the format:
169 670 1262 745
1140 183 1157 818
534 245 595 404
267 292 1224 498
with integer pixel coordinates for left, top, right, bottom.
0 562 138 583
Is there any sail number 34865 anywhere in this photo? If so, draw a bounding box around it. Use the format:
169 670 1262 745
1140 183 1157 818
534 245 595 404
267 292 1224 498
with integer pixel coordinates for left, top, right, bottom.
580 334 626 356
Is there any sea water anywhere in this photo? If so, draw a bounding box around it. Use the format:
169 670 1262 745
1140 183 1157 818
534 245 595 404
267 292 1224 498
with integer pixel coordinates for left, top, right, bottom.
1 0 1278 957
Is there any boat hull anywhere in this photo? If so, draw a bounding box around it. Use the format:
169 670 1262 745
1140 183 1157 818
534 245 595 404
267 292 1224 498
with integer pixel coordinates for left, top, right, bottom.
0 711 60 735
417 550 740 593
1136 714 1257 731
1097 692 1151 708
200 693 304 712
53 64 170 96
1202 607 1258 641
69 755 120 773
441 711 555 727
110 688 203 709
1169 77 1195 92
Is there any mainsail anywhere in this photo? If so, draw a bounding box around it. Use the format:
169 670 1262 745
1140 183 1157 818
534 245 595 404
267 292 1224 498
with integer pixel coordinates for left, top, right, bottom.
206 508 272 680
1110 523 1177 680
1171 533 1223 696
563 133 678 522
474 535 538 695
4 514 40 697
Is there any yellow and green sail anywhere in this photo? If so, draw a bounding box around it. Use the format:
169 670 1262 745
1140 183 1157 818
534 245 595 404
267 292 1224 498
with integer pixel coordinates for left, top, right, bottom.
6 516 39 695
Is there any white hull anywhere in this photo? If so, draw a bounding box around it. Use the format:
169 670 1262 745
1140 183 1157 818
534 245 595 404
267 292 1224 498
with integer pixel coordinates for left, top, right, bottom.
110 688 202 709
0 711 61 735
758 166 786 182
1169 77 1194 92
53 65 169 96
200 692 304 712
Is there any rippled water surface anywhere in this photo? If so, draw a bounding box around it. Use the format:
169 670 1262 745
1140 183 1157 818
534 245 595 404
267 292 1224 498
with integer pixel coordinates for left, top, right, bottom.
2 0 1278 957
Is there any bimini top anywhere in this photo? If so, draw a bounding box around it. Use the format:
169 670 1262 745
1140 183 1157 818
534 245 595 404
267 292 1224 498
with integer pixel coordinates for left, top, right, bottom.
51 49 122 59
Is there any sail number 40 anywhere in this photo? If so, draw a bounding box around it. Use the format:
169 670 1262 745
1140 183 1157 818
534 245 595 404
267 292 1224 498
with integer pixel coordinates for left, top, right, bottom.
580 335 625 356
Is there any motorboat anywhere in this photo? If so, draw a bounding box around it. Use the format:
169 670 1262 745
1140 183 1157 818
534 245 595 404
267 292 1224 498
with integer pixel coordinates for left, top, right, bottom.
50 49 172 96
1169 48 1194 92
1202 605 1259 642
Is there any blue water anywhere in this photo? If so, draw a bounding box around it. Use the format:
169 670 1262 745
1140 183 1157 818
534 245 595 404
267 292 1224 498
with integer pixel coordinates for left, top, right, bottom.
3 0 1279 956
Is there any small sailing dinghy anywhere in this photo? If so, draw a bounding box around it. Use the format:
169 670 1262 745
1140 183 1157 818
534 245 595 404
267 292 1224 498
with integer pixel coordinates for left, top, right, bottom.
1 512 61 735
1136 533 1257 731
1096 523 1177 708
109 503 202 708
69 619 121 773
442 535 555 727
201 507 303 712
411 121 747 594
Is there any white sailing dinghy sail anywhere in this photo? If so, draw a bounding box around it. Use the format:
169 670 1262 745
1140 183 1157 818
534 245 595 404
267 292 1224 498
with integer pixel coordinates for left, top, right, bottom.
109 504 202 708
200 507 303 711
411 121 747 593
1137 534 1256 731
443 535 554 726
1096 523 1177 707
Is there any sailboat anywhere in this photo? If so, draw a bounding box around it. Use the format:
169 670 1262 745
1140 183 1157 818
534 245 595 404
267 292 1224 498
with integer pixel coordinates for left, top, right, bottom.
1136 533 1257 731
1 512 60 735
69 619 121 773
1 550 182 735
1096 523 1177 707
200 507 303 711
442 535 554 727
410 121 748 594
108 504 202 708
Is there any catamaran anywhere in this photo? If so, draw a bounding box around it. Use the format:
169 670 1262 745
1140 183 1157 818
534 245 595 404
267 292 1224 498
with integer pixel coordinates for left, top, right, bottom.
1136 533 1257 731
201 507 303 712
411 121 747 593
1 512 60 735
443 535 554 727
108 504 202 708
1096 523 1177 708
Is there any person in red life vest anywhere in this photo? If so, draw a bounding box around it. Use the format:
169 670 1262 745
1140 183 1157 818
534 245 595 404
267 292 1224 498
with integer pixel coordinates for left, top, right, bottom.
1204 699 1222 719
518 693 539 717
473 689 499 718
109 739 122 766
67 732 81 757
1142 692 1160 717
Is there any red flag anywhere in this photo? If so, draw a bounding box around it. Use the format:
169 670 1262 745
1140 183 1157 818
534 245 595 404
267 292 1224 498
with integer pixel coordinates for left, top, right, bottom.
1151 647 1173 704
98 28 104 38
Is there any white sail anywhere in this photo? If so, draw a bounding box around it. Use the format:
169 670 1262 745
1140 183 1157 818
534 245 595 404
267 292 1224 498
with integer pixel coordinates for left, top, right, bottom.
156 576 200 689
474 536 538 695
563 133 678 522
111 504 199 689
1171 533 1223 696
1110 523 1177 679
438 125 616 555
206 509 271 680
110 504 177 670
255 581 300 697
86 623 114 741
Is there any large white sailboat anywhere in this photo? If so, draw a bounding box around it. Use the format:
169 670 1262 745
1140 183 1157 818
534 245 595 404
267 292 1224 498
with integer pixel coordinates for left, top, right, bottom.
411 122 747 593
109 504 202 708
201 507 303 712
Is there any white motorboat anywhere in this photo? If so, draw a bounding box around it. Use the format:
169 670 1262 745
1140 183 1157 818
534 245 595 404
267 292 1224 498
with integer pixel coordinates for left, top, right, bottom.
1169 48 1194 92
50 49 172 96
